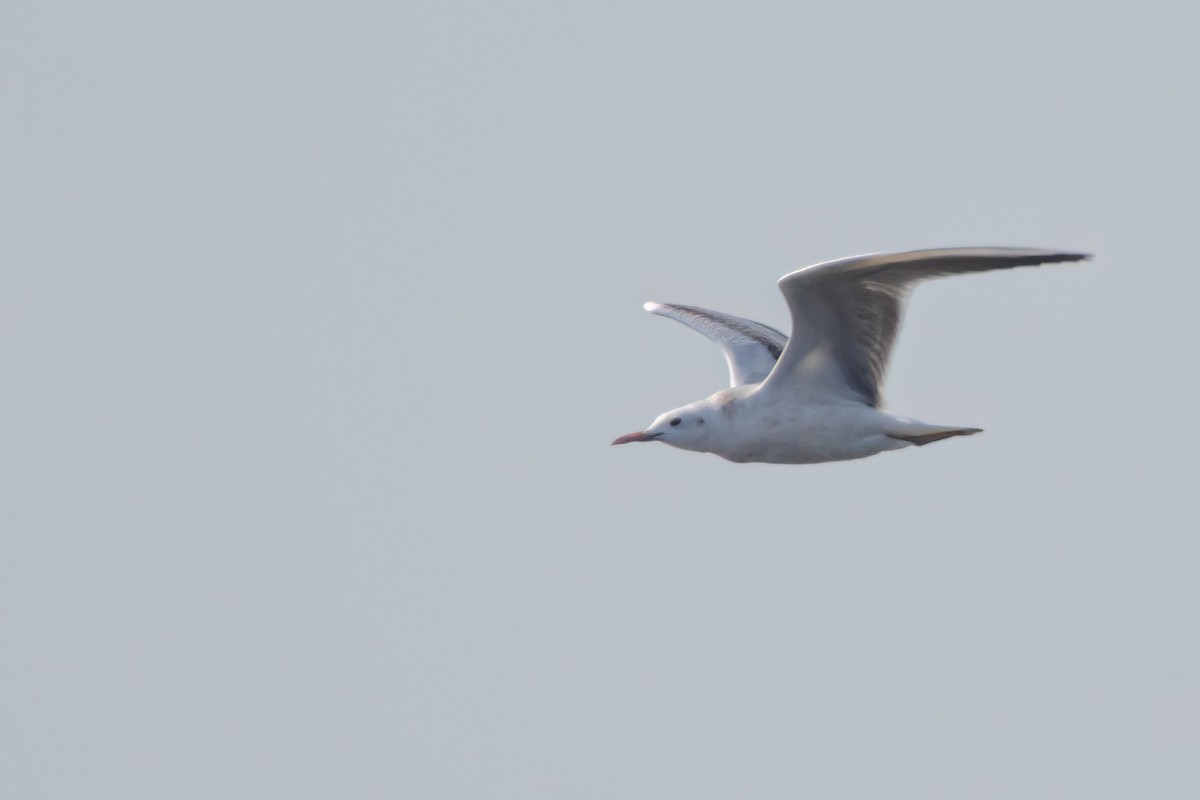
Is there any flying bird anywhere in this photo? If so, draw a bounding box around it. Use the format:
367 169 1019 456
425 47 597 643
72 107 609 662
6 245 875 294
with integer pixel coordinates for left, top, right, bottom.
612 247 1090 464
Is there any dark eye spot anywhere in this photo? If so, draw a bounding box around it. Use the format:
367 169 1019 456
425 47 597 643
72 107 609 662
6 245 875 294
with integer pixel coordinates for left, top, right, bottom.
698 419 704 425
670 417 681 426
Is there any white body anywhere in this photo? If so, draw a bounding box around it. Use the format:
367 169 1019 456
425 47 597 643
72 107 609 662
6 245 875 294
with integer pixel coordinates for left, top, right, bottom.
647 387 943 464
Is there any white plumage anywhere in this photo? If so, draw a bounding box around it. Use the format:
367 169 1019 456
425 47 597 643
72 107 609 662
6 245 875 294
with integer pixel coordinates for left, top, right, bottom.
613 247 1090 464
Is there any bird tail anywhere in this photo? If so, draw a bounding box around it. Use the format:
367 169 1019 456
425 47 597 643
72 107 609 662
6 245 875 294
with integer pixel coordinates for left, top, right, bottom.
885 419 983 447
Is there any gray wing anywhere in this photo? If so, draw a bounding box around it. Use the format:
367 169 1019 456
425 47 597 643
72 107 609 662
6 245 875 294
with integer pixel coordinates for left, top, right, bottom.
758 247 1091 406
644 302 787 387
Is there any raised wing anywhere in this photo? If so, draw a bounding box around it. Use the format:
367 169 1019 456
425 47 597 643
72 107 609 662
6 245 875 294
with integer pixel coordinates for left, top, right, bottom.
644 302 787 387
758 247 1091 406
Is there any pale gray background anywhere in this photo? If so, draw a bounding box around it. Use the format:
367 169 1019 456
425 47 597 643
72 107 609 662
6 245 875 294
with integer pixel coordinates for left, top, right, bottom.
4 1 1198 798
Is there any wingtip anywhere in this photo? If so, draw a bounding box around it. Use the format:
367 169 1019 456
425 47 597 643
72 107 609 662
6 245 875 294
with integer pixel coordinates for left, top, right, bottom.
1048 250 1093 266
643 301 664 313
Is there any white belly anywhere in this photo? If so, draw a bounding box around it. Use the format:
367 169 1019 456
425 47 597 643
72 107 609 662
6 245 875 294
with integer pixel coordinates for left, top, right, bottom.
715 402 909 464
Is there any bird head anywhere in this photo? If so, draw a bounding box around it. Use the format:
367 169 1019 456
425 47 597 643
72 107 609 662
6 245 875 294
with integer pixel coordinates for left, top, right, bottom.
612 404 715 453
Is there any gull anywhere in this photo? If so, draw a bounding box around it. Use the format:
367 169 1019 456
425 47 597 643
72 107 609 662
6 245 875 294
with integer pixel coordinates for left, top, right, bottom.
612 247 1090 464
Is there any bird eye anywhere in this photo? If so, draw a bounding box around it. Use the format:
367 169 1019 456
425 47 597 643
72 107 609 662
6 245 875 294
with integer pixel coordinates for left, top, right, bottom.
670 417 682 426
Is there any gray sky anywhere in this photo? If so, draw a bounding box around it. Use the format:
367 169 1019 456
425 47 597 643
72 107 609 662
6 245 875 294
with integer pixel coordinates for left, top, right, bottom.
4 1 1199 798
